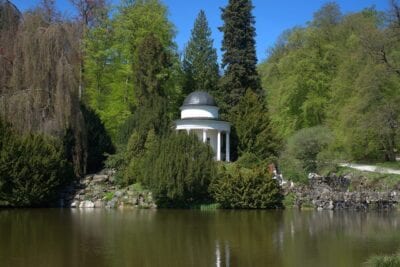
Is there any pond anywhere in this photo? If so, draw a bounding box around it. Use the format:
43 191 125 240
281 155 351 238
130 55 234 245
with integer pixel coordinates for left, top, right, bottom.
0 209 399 266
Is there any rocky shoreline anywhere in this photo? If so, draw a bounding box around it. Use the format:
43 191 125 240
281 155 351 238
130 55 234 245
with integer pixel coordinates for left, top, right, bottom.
284 174 400 211
58 169 400 211
58 169 156 209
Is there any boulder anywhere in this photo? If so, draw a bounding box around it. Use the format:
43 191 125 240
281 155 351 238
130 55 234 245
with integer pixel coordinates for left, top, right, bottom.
70 200 79 208
79 200 95 208
94 200 104 208
92 174 108 183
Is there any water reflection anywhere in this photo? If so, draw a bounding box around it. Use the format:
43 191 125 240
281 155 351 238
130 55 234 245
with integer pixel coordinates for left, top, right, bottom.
0 209 399 267
215 240 231 267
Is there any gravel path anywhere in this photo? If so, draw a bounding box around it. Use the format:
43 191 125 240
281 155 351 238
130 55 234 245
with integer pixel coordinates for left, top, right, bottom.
339 163 400 175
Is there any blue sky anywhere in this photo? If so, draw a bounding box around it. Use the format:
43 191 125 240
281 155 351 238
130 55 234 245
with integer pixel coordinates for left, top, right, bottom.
13 0 389 62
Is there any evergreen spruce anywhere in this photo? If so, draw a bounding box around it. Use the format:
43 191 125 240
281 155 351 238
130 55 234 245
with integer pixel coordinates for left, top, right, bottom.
232 90 281 160
133 33 171 136
219 0 262 109
182 10 219 95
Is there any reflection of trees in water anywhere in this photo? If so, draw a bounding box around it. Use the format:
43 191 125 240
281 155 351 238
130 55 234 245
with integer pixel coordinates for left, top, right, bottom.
275 211 400 267
215 240 231 267
278 211 400 240
0 209 399 267
0 209 108 267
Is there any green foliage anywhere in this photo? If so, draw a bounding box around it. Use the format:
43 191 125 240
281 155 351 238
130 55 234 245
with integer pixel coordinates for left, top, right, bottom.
282 192 296 208
210 163 283 209
232 90 281 160
182 10 219 95
104 192 114 201
0 120 73 207
83 11 124 139
138 132 217 208
81 104 114 173
84 0 177 140
132 34 171 136
260 3 400 163
131 182 143 192
337 63 400 162
280 126 333 182
134 33 170 103
365 253 400 267
219 0 262 110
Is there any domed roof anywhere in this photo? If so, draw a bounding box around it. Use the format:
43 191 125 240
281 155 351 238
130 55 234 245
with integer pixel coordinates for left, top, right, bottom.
182 91 216 106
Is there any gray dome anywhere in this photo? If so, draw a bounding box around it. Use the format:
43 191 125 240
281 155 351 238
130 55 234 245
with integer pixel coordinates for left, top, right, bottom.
183 91 216 106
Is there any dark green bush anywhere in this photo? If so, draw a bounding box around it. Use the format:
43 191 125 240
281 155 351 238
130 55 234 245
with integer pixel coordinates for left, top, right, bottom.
138 132 217 208
0 121 73 207
210 164 283 209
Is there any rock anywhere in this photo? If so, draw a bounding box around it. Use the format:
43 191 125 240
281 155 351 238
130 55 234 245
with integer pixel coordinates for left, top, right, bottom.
94 200 104 208
71 200 80 208
79 200 95 208
106 199 117 209
327 201 334 210
92 174 108 183
284 173 400 211
58 168 156 209
114 191 123 198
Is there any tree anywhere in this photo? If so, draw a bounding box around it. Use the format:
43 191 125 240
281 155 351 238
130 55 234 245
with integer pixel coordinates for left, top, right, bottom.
107 34 173 183
132 33 171 136
0 7 88 176
312 2 342 29
182 10 219 95
69 0 107 28
219 0 261 109
138 132 217 208
83 0 177 139
38 0 60 23
232 90 281 160
0 0 21 89
69 0 108 100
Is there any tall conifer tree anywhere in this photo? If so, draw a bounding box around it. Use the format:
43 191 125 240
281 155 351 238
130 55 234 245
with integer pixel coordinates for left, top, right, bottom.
133 33 171 136
219 0 261 109
182 10 219 95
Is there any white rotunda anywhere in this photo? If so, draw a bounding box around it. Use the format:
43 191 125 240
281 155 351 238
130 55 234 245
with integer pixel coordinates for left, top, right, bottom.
175 91 231 161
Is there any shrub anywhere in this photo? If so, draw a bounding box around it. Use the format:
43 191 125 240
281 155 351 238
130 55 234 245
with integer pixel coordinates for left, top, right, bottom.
365 253 400 267
280 126 334 182
0 121 73 207
282 192 296 208
210 164 283 209
138 132 217 208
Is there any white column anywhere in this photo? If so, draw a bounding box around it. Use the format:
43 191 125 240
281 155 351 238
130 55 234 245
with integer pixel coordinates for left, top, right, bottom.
217 131 221 161
226 132 230 162
203 129 207 143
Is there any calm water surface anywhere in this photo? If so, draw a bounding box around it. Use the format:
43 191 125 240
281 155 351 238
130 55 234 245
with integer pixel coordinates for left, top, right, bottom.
0 209 399 267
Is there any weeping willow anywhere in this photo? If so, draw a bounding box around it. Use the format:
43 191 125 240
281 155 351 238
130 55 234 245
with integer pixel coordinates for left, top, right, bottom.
0 0 20 90
0 2 87 176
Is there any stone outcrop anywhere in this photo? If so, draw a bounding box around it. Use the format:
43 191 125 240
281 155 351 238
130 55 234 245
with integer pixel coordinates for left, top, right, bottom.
58 169 156 209
284 174 400 210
